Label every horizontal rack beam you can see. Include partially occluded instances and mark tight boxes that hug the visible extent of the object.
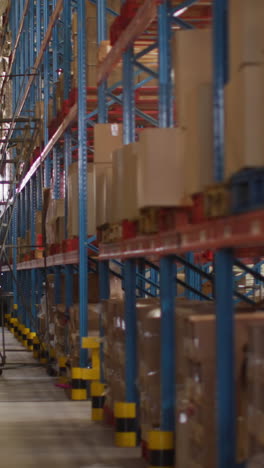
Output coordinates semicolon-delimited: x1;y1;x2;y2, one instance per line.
98;210;264;260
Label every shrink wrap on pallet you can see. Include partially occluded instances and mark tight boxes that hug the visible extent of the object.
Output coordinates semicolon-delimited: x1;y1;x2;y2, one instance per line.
184;83;213;195
172;29;212;127
225;65;264;178
137;128;186;209
229;0;264;78
94;163;113;227
94;123;123;164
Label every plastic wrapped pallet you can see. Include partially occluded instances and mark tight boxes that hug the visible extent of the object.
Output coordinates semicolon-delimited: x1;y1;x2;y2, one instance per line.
181;312;264;468
225;65;264;178
94;163;113;227
247;325;264;458
248;455;264;468
229;0;264;79
172;29;212;128
67;162;96;237
94;123;123;163
137;298;161;432
137;128;186;209
184;84;213;195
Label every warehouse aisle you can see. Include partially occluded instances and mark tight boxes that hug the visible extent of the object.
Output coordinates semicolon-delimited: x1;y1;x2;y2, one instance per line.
0;330;144;468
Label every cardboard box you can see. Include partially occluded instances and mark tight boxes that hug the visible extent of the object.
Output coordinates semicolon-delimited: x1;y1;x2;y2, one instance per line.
94;162;113;227
172;29;212;127
229;0;264;78
185;84;213;195
137;128;186;208
225;65;264;178
94;123;123;163
67;162;96;237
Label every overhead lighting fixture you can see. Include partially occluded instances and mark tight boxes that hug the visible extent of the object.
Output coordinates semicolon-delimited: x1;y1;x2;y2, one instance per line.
173;7;188;17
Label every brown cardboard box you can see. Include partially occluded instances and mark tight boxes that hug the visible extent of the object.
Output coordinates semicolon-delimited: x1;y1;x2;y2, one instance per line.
94;123;123;163
172;29;212;127
137;128;186;209
67;162;96;237
225;65;264;178
94;163;113;227
229;0;264;78
185;84;213;196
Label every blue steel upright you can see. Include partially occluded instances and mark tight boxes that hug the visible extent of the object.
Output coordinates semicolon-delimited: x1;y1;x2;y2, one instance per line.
97;0;107;123
123;259;137;403
214;249;235;468
123;47;135;144
213;0;228;183
77;0;88;368
158;1;173;128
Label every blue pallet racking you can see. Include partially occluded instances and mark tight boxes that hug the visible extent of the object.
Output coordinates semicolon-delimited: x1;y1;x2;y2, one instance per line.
0;1;263;467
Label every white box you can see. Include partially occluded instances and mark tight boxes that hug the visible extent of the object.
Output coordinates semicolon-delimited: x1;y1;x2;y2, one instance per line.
229;0;264;77
137;128;186;209
94;123;123;163
225;65;264;178
172;29;212;127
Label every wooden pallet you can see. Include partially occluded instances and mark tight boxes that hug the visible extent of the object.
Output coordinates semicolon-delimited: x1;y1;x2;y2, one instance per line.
204;183;230;218
139;206;191;234
230;167;264;214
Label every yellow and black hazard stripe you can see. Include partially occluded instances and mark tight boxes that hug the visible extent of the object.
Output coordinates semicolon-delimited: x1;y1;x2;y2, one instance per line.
9;318;18;334
27;332;36;351
91;382;106;421
4;313;11;327
71;368;87;400
22;328;30;347
148;431;174;468
14;320;20;338
114;402;137;447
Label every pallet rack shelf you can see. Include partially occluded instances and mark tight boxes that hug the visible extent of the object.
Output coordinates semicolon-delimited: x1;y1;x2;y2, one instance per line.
0;1;261;467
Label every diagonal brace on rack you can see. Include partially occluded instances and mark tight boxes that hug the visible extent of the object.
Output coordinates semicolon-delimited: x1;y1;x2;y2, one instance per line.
107;91;158;127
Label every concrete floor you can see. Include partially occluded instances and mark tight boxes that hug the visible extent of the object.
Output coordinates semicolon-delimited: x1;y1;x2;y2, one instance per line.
0;330;145;468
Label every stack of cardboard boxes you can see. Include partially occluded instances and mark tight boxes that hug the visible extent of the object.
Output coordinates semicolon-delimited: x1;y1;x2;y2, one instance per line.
103;298;126;411
38;272;100;362
225;0;264;178
71;1;122;89
177;311;264;468
94;123;123;228
172;28;213;197
248;325;264;458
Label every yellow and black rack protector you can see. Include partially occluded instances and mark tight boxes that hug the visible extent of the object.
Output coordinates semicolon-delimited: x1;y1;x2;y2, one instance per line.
71;368;87;401
27;332;36;351
91;381;106;421
33;336;40;358
22;328;30;347
148;430;174;468
4;313;11;327
14;320;20;338
114;402;137;448
9;318;18;334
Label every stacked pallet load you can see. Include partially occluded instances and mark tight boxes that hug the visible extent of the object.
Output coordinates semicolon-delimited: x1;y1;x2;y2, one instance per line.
226;0;264;214
247;325;264;459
